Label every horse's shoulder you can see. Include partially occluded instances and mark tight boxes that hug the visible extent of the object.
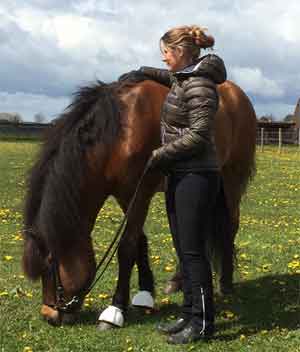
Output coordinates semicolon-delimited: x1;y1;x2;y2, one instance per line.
136;80;169;96
124;81;169;108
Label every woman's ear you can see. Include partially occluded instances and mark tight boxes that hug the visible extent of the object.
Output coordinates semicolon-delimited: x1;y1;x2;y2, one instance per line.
176;46;184;58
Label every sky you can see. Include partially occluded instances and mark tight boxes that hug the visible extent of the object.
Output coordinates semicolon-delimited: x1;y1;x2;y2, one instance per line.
0;0;299;122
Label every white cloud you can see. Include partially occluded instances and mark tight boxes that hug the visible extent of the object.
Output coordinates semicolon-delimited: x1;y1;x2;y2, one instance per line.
230;66;284;98
0;91;70;121
0;0;300;120
254;102;296;120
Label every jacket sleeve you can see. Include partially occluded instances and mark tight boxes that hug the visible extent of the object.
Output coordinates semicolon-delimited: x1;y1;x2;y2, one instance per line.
153;78;218;166
139;66;173;87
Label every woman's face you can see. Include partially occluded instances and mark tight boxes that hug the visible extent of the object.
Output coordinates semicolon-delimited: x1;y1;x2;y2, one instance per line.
160;42;188;72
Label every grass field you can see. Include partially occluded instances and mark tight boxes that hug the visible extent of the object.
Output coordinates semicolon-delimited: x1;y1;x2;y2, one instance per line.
0;141;299;352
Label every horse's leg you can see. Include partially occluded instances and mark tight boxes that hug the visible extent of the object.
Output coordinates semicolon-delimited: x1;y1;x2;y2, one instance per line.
136;230;155;294
129;229;156;309
97;189;155;329
218;167;241;295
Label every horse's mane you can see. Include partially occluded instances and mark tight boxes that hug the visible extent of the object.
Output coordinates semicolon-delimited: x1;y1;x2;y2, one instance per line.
23;80;126;260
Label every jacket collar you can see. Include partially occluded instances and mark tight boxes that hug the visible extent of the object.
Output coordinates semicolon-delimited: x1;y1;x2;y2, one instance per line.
173;54;227;84
174;59;201;76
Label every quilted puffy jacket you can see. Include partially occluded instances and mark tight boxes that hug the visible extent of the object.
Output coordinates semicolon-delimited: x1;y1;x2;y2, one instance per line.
140;54;227;173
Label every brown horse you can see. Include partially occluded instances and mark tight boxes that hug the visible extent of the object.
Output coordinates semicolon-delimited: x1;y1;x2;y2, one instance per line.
22;77;256;327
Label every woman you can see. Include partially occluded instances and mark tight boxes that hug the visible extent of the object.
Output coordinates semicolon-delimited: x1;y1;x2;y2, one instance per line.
124;25;226;344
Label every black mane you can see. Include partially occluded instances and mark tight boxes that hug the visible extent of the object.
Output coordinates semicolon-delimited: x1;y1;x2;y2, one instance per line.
23;80;123;257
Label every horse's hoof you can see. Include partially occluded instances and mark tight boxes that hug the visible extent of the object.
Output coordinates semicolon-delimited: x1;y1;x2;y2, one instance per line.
61;313;77;325
131;291;154;309
97;321;117;331
98;305;124;328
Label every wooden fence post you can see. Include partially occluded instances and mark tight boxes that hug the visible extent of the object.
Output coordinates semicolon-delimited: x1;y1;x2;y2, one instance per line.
278;128;282;153
260;128;264;152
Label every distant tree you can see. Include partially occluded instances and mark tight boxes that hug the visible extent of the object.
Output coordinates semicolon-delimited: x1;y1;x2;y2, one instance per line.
259;114;275;122
0;112;23;123
10;113;23;123
283;114;294;122
34;112;46;123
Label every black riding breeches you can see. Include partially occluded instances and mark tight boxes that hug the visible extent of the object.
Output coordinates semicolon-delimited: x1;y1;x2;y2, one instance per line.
165;171;220;327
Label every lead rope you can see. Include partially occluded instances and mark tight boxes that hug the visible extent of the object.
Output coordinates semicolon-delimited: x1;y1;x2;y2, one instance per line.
58;160;152;312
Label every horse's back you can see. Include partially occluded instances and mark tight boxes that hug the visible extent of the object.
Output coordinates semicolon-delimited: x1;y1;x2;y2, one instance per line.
116;79;256;197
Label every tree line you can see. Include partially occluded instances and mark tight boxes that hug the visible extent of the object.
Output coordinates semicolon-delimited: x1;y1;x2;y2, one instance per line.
0;112;47;123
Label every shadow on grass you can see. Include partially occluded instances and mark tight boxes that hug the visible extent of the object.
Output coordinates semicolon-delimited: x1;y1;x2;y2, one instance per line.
215;273;300;340
72;272;299;338
129;273;300;337
75;303;182;327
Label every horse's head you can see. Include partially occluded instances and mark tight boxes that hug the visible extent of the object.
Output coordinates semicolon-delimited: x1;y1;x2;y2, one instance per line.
23;233;96;326
44;238;97;325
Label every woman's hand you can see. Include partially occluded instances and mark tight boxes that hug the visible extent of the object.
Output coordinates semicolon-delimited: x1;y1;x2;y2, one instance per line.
118;70;151;83
147;149;161;171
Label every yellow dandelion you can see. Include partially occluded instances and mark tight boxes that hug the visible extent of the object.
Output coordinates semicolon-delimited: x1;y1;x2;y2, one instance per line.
288;260;300;270
161;297;170;304
262;264;272;272
222;310;235;320
23;347;33;352
98;293;109;299
4;255;13;261
164;265;174;272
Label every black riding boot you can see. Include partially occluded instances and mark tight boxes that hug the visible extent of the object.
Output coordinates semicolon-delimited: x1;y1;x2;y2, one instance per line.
167;251;215;344
158;261;192;335
167;285;214;344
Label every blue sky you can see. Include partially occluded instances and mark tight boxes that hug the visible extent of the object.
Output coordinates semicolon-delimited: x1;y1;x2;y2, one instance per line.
0;0;299;121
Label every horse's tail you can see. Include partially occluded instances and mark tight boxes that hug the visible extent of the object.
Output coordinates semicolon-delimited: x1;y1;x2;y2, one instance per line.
22;235;45;280
208;181;235;293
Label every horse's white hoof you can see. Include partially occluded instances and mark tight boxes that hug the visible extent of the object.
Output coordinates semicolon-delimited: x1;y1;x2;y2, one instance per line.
131;290;154;309
98;305;124;327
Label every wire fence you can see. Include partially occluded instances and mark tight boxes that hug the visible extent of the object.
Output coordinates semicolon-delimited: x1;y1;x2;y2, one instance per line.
256;128;300;153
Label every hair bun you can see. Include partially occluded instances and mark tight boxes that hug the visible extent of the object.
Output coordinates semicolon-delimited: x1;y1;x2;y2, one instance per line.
201;34;215;48
188;25;214;49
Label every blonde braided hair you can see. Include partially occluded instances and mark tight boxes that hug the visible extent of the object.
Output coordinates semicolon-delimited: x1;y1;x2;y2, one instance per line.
160;25;214;60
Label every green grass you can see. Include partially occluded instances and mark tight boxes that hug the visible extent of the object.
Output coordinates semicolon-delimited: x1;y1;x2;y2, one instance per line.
0;141;299;352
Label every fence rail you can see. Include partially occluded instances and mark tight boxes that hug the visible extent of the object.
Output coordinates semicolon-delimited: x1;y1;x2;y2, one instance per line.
1;122;300;152
256;127;300;152
0;121;51;140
